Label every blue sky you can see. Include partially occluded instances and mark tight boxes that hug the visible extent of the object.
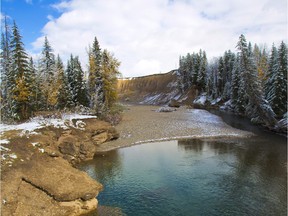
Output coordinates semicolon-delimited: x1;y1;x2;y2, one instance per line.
2;0;60;50
1;0;287;77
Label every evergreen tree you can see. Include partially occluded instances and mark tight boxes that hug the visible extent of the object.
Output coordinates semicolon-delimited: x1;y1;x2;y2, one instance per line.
55;55;72;109
230;54;241;109
39;36;56;109
88;37;102;110
0;16;11;103
197;50;207;91
28;57;41;112
265;42;287;117
237;34;276;125
67;55;89;107
9;21;31;120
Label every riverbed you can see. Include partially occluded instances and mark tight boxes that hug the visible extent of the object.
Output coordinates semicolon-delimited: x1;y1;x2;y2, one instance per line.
97;105;252;152
78;105;287;216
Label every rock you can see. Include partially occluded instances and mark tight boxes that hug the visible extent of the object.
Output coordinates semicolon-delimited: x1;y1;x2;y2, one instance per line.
156;107;176;112
92;132;109;145
58;135;79;157
21;155;103;202
168;99;180;108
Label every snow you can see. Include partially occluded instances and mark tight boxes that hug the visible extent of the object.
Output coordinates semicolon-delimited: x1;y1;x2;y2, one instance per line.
0;139;9;145
193;94;207;105
0;113;96;134
0;113;97;150
31;142;39;147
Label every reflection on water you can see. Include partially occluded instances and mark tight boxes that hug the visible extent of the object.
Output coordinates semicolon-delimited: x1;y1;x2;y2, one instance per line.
78;137;287;216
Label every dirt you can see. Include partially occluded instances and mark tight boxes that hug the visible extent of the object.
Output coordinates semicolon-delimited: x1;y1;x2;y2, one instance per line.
1;118;118;216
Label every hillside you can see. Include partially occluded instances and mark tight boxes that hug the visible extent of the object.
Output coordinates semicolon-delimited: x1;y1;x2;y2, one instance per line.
117;70;198;105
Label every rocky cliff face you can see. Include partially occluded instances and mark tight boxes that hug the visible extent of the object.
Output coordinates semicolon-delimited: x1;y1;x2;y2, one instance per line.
117;70;197;105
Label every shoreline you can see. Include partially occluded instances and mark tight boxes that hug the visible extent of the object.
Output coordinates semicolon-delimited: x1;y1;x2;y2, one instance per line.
96;105;253;152
1;105;252;216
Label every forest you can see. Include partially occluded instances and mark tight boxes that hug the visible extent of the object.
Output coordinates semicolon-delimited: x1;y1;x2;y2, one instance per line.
0;19;120;122
177;34;287;128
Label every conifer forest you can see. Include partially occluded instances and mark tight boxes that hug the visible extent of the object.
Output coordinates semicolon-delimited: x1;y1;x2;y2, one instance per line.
1;19;287;130
1;19;120;122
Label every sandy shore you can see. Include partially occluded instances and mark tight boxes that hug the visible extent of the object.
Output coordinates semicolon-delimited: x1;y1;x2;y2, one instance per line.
97;105;252;152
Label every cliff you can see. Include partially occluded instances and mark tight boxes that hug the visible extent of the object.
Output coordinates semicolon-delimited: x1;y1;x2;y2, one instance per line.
118;70;191;105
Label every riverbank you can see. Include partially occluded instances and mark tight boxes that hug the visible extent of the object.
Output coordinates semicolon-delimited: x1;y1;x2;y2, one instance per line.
97;105;253;152
1;116;119;216
0;105;252;215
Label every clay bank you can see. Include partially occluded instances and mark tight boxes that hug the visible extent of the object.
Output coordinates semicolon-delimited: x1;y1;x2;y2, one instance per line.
0;106;252;215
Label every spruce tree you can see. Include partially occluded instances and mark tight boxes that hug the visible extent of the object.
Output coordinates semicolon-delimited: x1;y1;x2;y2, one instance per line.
265;42;287;117
197;50;207;91
56;55;72;109
9;21;31;120
88;37;102;109
237;34;276;125
39;36;56;109
67;55;89;107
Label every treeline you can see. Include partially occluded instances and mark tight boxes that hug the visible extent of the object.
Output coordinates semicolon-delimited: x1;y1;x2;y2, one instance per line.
0;19;120;122
178;34;287;127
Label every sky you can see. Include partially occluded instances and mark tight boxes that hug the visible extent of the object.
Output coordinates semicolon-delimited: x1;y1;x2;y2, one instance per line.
1;0;287;77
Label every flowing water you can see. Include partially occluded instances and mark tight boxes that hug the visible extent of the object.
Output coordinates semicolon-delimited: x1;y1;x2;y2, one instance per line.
78;112;287;216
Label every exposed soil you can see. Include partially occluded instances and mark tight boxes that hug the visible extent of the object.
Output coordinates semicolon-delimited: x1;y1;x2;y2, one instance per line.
1;118;119;216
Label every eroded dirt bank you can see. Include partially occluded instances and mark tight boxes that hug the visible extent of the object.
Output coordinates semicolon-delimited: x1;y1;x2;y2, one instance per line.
97;105;253;152
1;118;119;216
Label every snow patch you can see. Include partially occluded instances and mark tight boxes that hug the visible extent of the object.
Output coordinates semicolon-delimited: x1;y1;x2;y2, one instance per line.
0;139;9;145
193;94;207;105
0;113;96;134
31;142;40;147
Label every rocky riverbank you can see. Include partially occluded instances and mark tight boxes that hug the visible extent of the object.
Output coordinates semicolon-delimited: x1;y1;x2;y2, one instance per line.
1;105;253;215
1;117;119;216
97;105;253;152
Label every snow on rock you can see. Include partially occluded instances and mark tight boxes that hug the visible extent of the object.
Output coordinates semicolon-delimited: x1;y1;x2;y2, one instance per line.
0;113;97;146
0;140;10;145
193;94;207;105
156;107;176;112
220;99;232;111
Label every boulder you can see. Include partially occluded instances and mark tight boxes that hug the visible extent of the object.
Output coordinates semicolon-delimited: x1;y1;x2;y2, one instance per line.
21;155;103;202
168;99;180;108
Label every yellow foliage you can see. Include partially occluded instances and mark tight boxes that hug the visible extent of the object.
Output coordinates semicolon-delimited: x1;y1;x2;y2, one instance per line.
13;77;30;102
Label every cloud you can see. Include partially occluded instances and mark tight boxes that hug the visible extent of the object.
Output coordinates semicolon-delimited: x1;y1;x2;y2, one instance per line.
31;0;287;77
25;0;33;4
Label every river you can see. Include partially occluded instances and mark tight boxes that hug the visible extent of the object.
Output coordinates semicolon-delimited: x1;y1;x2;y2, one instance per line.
78;109;287;216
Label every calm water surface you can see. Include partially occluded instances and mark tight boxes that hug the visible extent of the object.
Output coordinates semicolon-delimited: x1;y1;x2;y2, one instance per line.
78;112;287;216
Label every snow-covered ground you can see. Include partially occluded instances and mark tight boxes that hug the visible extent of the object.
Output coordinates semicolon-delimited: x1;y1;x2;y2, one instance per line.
0;113;97;146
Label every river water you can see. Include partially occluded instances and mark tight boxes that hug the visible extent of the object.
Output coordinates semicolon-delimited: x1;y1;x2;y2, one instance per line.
78;111;287;216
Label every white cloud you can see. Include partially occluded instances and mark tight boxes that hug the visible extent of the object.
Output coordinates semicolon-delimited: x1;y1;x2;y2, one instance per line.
25;0;33;4
31;0;287;77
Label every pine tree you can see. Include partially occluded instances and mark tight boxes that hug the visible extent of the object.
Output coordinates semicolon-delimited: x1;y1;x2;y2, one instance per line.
55;55;72;109
88;37;103;111
265;42;287;117
237;34;276;125
197;50;207;91
0;16;12;121
39;36;56;109
28;57;41;112
230;54;241;109
9;21;31;120
67;55;89;107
